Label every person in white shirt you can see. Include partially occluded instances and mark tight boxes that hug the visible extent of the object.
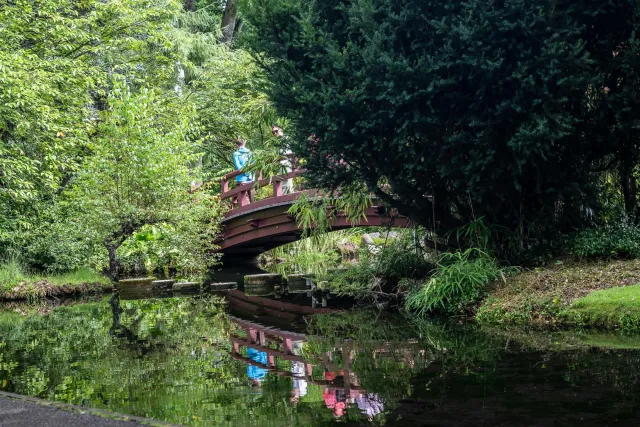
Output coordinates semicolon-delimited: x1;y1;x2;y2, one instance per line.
290;340;307;405
272;125;295;194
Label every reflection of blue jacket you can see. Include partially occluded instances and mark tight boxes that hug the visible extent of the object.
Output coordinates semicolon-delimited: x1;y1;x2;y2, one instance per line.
247;347;268;380
233;147;253;183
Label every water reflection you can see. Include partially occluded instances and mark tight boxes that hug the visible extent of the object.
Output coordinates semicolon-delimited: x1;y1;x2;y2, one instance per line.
229;315;387;420
2;295;640;425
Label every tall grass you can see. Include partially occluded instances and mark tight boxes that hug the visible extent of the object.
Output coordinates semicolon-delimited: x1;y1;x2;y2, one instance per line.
330;236;433;299
405;248;507;316
0;259;28;290
46;268;112;286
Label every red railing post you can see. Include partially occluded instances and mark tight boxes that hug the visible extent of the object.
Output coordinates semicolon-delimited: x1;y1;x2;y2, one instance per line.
238;190;247;207
273;180;283;197
284;338;293;355
248;328;258;344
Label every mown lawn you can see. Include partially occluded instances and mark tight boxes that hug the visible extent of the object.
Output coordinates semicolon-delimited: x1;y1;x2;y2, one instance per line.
561;284;640;330
476;259;640;326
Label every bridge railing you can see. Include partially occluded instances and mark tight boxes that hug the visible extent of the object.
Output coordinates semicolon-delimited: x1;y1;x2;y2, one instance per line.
220;168;304;208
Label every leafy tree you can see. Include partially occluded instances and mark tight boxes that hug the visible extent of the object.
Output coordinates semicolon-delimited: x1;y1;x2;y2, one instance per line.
1;0;277;275
65;81;222;279
241;0;605;256
173;1;284;181
0;0;181;258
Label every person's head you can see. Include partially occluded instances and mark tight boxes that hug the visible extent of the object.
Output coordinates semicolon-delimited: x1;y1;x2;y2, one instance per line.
236;138;246;148
290;389;300;405
251;378;262;388
271;125;284;138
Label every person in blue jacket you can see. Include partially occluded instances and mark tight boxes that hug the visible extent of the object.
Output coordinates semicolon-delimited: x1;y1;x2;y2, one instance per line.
233;138;254;203
247;347;268;387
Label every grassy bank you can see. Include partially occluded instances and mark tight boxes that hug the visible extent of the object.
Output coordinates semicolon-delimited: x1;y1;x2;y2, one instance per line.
0;262;113;301
476;259;640;330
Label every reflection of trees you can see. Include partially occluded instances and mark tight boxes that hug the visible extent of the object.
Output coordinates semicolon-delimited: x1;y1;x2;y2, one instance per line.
0;297;353;426
305;311;640;425
107;294;164;355
0;297;245;422
3;303;640;426
108;293;138;342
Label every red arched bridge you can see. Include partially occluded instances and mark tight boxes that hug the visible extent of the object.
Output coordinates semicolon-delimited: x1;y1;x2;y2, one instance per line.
215;168;412;255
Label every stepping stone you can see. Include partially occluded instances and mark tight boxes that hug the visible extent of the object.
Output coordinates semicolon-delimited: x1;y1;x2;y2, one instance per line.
286;274;312;293
209;282;238;291
152;279;174;290
244;273;283;296
173;282;200;291
117;277;155;289
317;280;330;290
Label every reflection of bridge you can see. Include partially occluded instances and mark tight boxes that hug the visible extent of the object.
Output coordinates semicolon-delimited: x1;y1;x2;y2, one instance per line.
228;315;432;420
216;168;412;255
229;316;363;396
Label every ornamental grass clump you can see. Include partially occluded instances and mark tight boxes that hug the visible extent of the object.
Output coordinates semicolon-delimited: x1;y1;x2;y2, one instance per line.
405;248;506;316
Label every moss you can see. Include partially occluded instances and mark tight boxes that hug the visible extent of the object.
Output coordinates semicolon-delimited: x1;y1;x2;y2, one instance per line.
476;259;640;327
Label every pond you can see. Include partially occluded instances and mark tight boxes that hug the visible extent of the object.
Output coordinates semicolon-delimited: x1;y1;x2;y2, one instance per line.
2;293;640;426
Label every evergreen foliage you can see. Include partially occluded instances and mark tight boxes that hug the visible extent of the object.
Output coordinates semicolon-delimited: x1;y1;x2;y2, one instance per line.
241;0;640;259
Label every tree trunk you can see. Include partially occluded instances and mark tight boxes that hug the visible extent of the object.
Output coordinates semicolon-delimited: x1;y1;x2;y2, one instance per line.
220;0;238;44
620;144;638;220
104;219;156;281
105;240;121;281
233;17;244;39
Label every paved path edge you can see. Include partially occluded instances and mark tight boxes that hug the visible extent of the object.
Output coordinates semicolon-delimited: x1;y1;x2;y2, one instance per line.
0;391;182;426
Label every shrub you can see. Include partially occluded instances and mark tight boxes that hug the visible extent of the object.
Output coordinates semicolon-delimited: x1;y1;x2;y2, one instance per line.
569;223;640;259
330;239;433;299
405;249;506;316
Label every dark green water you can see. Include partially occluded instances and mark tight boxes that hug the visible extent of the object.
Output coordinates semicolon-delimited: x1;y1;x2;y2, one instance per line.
2;294;640;426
